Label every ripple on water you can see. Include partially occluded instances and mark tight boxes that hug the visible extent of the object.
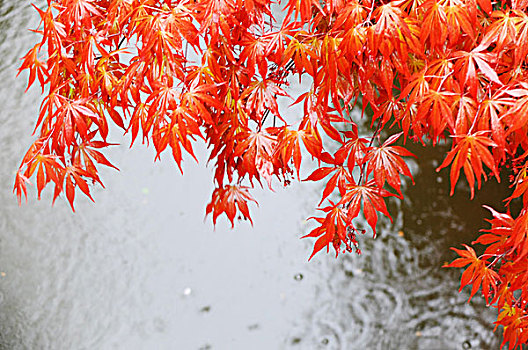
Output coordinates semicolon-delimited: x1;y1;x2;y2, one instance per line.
284;143;503;349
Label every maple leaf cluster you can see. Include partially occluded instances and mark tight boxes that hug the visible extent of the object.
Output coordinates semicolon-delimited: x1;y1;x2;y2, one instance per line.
14;0;528;347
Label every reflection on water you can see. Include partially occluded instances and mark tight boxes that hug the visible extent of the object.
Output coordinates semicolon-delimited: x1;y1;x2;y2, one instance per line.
0;2;508;349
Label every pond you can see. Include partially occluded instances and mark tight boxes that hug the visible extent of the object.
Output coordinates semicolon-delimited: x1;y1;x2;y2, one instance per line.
0;2;505;349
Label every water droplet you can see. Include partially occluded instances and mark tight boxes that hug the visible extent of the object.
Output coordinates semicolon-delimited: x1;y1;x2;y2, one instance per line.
183;287;192;296
247;323;259;331
462;340;472;349
294;273;303;281
141;187;149;195
0;272;6;277
200;305;211;313
436;176;443;183
398;230;404;237
415;331;422;337
321;338;329;345
291;337;302;345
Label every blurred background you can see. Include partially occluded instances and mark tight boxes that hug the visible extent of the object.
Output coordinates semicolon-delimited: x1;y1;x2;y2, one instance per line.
0;2;506;349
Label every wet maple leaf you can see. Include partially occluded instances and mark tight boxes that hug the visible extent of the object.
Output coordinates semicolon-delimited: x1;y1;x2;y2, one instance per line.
206;185;258;227
437;131;499;199
444;244;498;303
303;201;348;260
364;132;415;197
340;179;394;237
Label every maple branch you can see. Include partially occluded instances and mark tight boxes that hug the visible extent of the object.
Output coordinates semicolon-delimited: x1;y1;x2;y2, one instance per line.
362;0;376;27
482;248;514;269
357;116;383;187
260;59;296;130
92;34;127;61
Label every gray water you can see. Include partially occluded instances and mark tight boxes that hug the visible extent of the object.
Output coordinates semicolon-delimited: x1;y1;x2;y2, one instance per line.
0;2;503;349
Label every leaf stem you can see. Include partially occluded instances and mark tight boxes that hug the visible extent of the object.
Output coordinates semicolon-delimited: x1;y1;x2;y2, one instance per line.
357;116;383;186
